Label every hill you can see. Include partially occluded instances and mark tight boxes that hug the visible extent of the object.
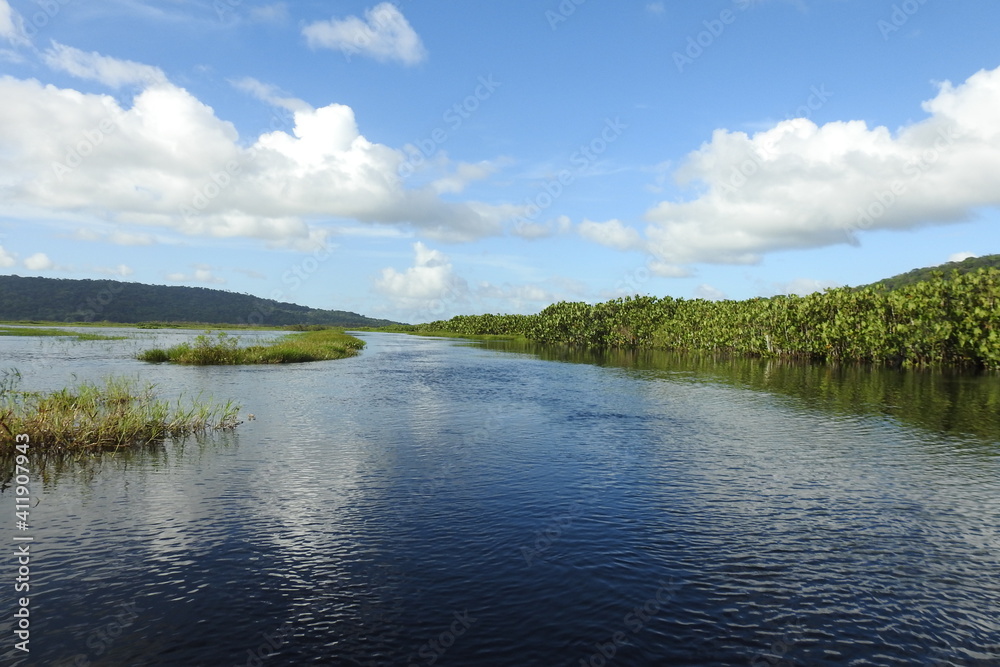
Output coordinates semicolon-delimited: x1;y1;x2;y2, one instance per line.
0;275;399;327
865;254;1000;290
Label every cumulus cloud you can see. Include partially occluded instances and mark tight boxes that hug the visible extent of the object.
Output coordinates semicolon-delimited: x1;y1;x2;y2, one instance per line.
375;242;467;302
0;51;511;247
645;66;1000;273
947;251;977;263
43;42;167;88
578;218;644;251
0;244;16;267
303;3;427;66
23;252;54;270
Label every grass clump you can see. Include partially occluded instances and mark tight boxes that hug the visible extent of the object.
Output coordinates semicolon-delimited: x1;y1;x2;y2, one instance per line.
0;371;241;452
137;329;365;365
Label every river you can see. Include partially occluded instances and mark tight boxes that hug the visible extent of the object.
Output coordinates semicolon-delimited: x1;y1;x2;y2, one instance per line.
1;329;998;666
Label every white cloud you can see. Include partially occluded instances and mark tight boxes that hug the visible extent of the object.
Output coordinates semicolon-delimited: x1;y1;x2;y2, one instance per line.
578;218;644;251
375;242;467;302
231;76;311;113
94;264;134;277
694;284;726;300
0;55;511;247
23;252;54;270
646;3;665;15
645;66;1000;273
0;1;25;44
0;244;16;267
303;3;427;66
947;251;977;263
770;277;841;296
167;267;225;284
43;42;167;88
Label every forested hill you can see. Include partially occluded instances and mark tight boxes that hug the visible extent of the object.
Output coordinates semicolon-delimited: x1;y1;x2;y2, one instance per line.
867;254;1000;290
0;275;399;327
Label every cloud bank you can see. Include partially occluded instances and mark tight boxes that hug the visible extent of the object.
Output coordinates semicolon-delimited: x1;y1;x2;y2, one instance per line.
644;66;1000;273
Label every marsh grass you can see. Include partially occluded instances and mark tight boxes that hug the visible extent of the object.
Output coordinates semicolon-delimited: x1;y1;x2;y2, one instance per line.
137;329;365;365
0;372;241;452
0;326;127;340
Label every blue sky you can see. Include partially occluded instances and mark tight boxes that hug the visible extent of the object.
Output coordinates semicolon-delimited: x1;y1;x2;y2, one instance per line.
1;0;999;323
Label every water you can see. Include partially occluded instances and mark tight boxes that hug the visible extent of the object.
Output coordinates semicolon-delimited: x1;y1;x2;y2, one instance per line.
1;330;999;666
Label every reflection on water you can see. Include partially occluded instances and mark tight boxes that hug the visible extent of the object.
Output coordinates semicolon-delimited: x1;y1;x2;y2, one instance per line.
483;340;1000;444
0;331;998;666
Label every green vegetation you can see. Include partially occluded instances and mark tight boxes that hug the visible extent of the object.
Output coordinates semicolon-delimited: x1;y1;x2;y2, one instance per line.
415;268;1000;369
0;325;127;340
137;329;366;365
0;372;241;452
0;275;400;327
866;253;1000;291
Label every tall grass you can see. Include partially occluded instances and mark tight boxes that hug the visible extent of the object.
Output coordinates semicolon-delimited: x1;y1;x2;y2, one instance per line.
0;372;241;452
137;329;365;365
0;326;126;340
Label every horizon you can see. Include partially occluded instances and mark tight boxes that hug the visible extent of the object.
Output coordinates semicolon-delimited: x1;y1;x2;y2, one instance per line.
1;1;999;323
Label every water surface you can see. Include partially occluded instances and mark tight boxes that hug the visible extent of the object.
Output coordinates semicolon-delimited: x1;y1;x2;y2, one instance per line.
1;331;998;666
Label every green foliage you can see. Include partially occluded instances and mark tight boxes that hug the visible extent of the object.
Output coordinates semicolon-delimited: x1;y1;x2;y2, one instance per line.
137;329;366;365
865;253;1000;291
1;374;241;451
418;268;1000;369
0;326;125;340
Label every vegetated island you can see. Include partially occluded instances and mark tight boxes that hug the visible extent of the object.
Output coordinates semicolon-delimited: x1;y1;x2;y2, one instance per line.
389;257;1000;370
137;328;365;365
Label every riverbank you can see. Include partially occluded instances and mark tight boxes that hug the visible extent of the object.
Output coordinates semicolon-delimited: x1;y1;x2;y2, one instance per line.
404;268;1000;369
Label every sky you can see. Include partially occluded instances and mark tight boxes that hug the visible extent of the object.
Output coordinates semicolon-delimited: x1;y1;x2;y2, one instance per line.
1;0;999;324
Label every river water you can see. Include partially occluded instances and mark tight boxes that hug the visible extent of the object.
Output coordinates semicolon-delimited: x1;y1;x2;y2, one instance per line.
1;330;999;666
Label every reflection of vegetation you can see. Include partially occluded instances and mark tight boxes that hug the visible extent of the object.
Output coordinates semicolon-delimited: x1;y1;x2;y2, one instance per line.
0;326;126;340
137;329;365;365
0;429;240;490
416;268;1000;369
482;339;1000;444
0;373;241;451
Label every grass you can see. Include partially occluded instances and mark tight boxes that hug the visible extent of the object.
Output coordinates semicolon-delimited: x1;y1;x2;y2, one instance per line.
0;326;127;340
137;329;366;365
0;372;241;452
